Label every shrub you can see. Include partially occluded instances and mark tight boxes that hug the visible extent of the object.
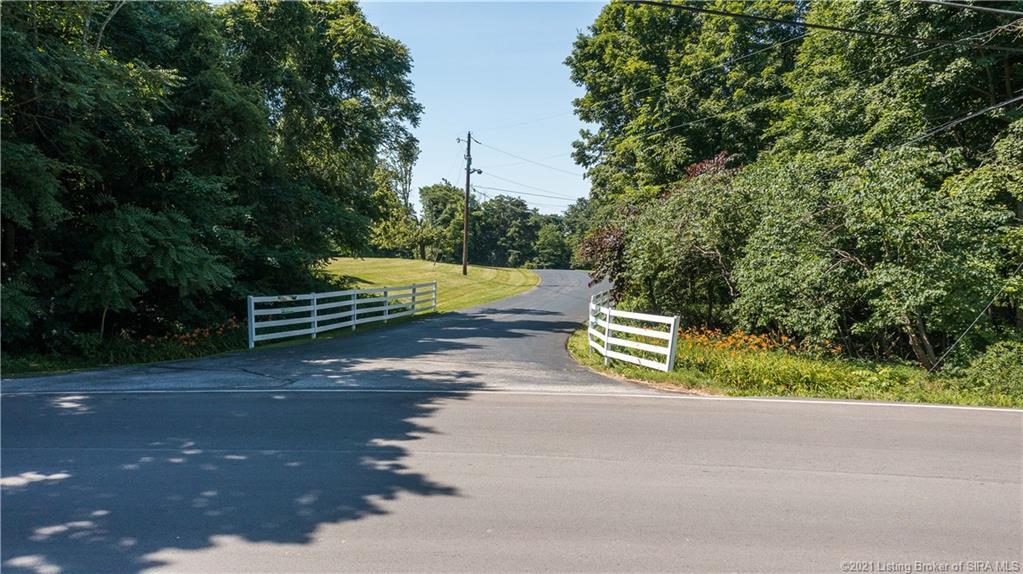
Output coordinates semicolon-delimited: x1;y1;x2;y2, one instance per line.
955;341;1023;401
3;318;245;376
669;328;1019;406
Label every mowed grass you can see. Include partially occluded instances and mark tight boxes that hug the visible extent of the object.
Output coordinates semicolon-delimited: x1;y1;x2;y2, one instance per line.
5;258;537;376
325;257;539;313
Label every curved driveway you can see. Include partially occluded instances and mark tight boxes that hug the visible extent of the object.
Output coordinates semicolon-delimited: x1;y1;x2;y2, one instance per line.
2;270;635;394
2;270;1021;572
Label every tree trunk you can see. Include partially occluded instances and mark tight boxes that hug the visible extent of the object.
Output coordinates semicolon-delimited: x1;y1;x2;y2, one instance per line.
706;283;713;326
904;312;937;369
99;307;109;340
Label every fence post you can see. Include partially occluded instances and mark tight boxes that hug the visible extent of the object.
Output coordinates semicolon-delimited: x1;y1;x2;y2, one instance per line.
588;294;595;356
666;314;681;372
411;284;417;313
247;295;256;349
602;307;612;365
433;281;438;311
351;292;357;331
311;292;318;339
384;287;390;323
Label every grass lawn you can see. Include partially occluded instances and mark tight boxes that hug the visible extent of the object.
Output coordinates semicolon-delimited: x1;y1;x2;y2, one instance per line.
567;328;1021;408
4;258;537;377
325;257;538;313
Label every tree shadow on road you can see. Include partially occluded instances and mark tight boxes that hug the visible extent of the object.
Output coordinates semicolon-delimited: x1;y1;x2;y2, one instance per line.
1;376;478;573
227;310;588;389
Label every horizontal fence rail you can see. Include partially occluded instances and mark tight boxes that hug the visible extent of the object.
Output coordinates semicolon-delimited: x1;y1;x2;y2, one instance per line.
246;281;437;348
587;290;680;372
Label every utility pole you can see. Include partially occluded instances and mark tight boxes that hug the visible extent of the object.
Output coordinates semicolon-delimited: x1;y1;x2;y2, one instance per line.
458;131;481;276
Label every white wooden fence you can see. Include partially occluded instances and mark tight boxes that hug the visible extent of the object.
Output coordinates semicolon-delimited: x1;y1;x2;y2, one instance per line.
587;290;680;372
246;281;437;348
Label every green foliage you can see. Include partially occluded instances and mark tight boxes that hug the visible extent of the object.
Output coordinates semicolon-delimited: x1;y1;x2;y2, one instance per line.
955;340;1023;401
566;0;801;199
671;337;1017;407
3;320;247;377
567;328;1021;408
1;1;420;355
530;223;572;269
623;164;756;318
730;154;852;345
476;196;540;267
562;197;597;268
414;181;566;268
568;1;1023;373
419;180;470;262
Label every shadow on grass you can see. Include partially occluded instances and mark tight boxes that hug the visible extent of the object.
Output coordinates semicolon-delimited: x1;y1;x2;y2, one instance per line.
338;274;376;286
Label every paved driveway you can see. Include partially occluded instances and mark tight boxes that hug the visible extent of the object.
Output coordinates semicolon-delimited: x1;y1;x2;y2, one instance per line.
2;270;639;395
3;270;1021;573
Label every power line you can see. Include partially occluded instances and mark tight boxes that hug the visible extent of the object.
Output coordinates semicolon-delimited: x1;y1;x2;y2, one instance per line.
477;33;807;134
896;93;1023;147
634;23;1015;154
478;172;580;197
463;22;1013;201
929;260;1023;372
456;131;482;275
474;185;577;202
479;151;575;171
473;139;585;177
477;22;1011;174
621;0;1023;54
473;187;572;211
914;0;1023;17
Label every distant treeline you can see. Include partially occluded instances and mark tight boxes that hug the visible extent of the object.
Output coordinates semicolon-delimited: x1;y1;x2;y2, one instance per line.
566;1;1023;370
369;178;587;271
2;1;421;353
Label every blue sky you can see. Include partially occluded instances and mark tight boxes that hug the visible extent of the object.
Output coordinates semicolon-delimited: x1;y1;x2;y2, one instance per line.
361;2;604;214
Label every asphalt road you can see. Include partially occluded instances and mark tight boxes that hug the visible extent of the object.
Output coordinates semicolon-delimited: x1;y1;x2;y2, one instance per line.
3;270;1021;573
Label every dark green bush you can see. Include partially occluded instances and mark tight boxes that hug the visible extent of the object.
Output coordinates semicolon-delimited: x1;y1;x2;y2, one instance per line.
955;341;1023;401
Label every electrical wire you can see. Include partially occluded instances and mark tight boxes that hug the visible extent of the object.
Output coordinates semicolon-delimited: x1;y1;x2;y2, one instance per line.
621;0;1023;53
913;0;1023;17
929;260;1023;372
473;140;585;177
633;23;1016;154
460;19;1015;214
474;185;578;202
895;93;1023;148
473;187;571;210
477;22;1012;172
791;90;1023;227
478;172;580;198
477;33;807;134
480;151;576;171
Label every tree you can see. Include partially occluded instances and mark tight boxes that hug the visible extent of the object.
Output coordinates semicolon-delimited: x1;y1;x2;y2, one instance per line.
418;180;463;262
219;0;422;283
530;224;572;270
770;0;1023;161
1;0;422;353
566;0;801;201
562;197;597;268
476;196;540;267
565;1;1023;368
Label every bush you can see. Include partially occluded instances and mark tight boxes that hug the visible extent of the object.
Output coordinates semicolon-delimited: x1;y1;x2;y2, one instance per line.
3;318;246;376
655;328;1019;406
955;341;1023;401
